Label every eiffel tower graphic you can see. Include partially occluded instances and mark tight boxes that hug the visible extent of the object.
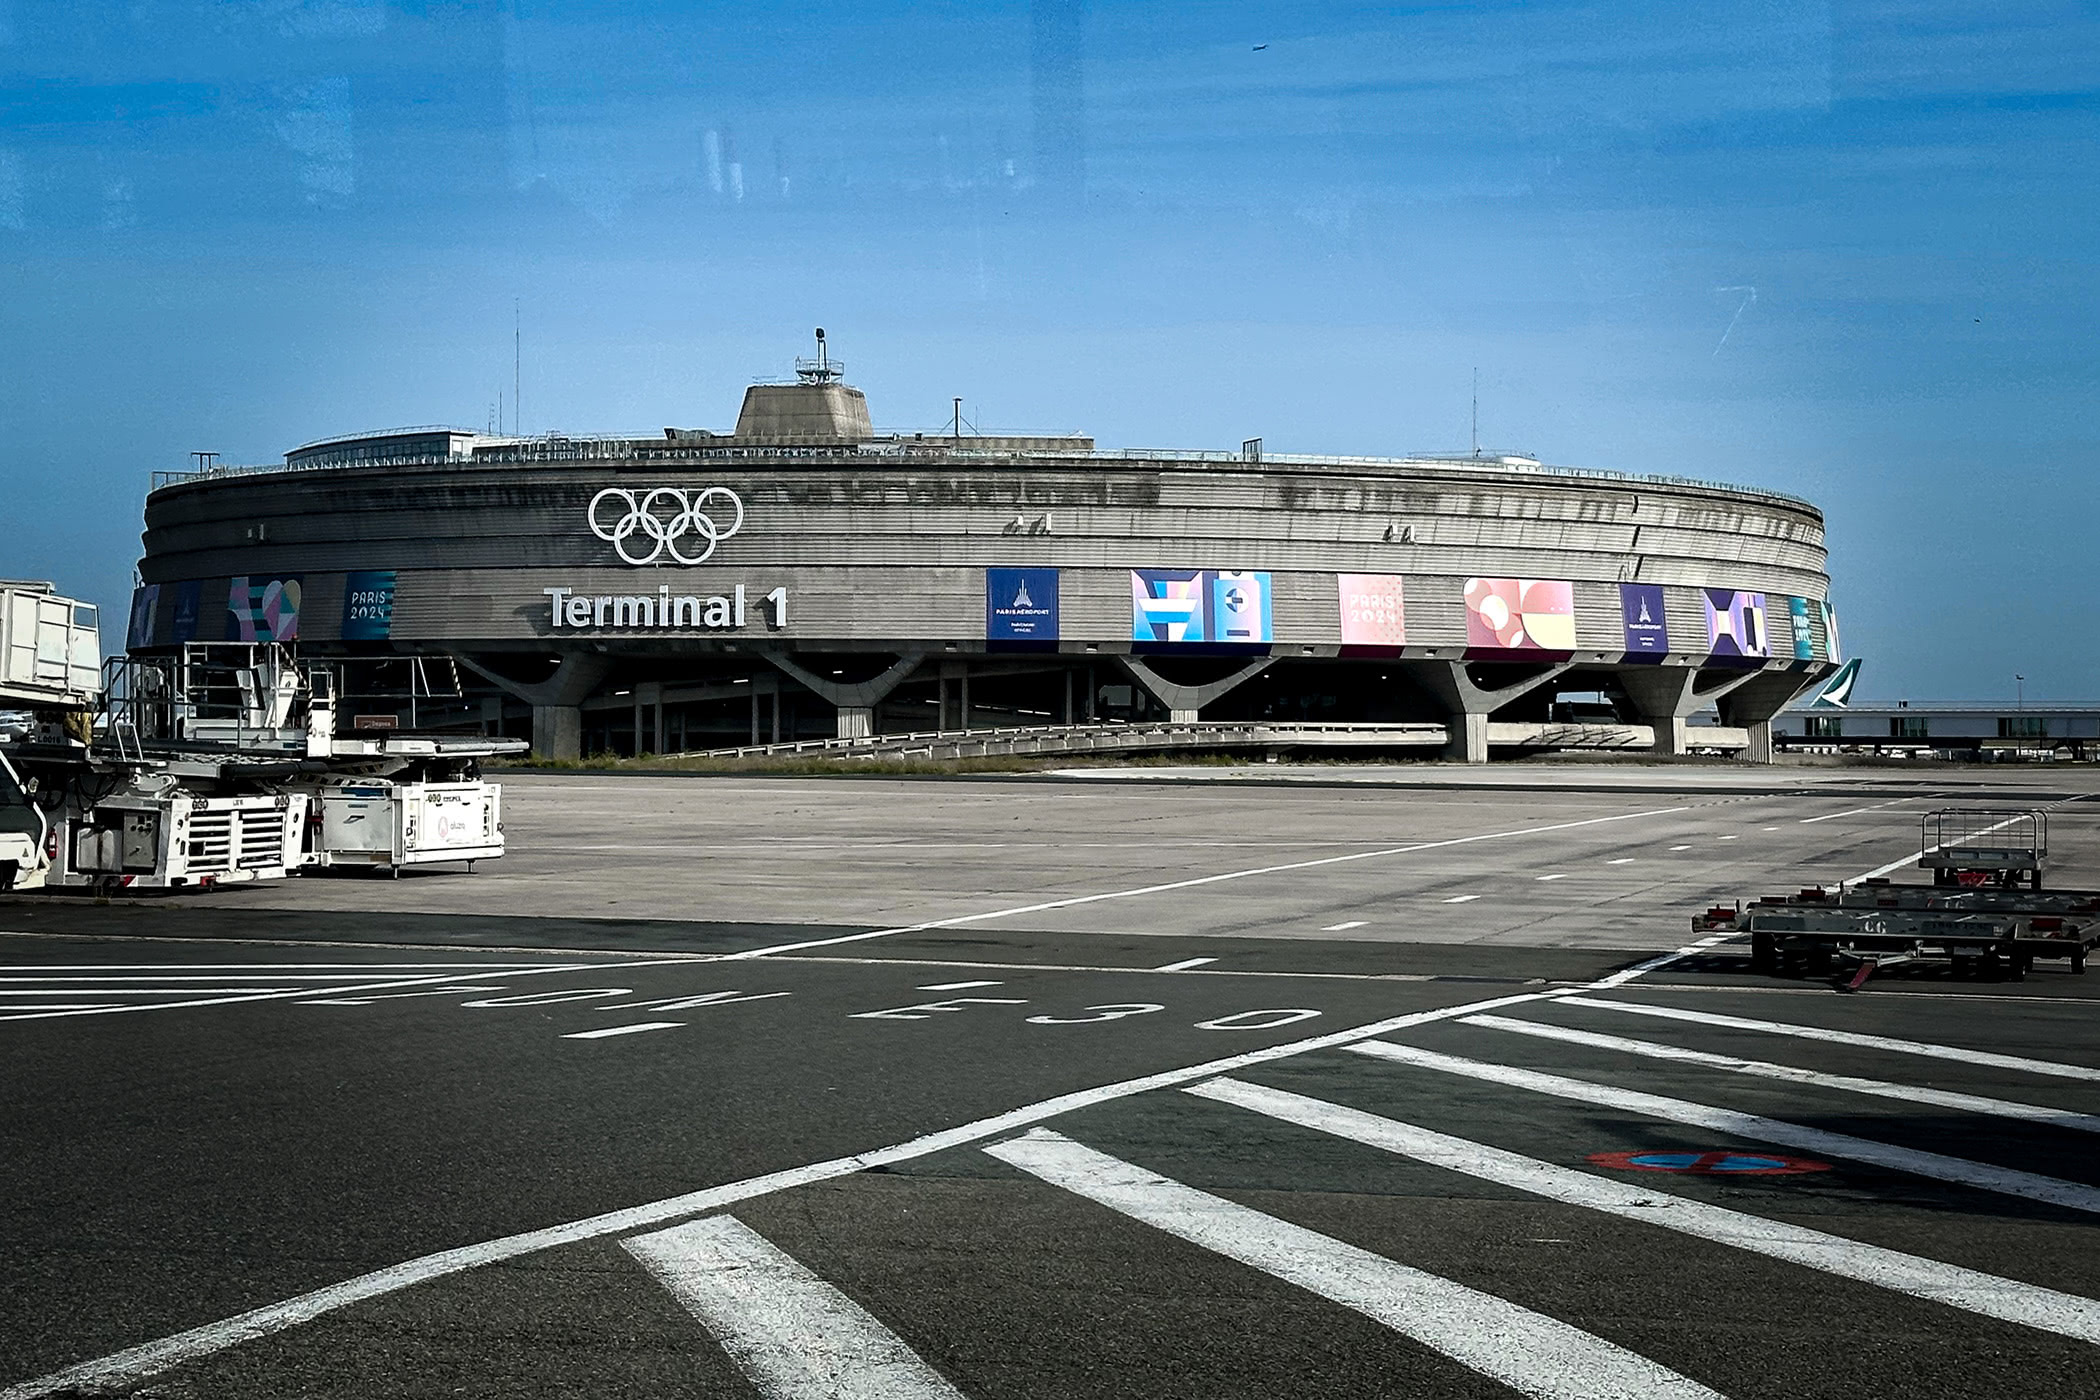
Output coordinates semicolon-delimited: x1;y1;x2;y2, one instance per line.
1013;579;1034;608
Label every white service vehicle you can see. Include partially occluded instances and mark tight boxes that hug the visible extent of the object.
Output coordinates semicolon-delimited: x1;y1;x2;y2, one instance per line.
1;582;522;890
314;778;503;874
0;747;47;890
65;790;309;888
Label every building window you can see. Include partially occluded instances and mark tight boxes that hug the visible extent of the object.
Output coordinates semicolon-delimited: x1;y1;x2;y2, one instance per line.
1805;715;1842;738
1998;716;2046;739
1889;716;1928;739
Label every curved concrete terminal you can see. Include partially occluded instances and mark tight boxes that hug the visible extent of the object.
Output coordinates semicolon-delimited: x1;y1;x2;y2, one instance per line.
132;348;1837;760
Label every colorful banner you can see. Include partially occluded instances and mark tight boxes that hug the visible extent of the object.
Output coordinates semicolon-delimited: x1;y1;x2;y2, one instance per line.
228;575;302;642
986;568;1059;641
1130;570;1272;644
1338;574;1406;647
342;571;398;641
1464;578;1576;652
1820;599;1841;662
1618;582;1668;659
1788;596;1815;659
126;585;160;651
170;580;202;644
1704;588;1768;659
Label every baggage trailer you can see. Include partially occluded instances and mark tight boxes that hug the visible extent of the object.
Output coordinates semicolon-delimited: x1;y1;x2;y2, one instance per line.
1693;883;2097;991
1918;808;2047;889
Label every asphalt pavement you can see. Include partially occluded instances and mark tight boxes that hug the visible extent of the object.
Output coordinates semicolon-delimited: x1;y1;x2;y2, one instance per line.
3;767;2097;1398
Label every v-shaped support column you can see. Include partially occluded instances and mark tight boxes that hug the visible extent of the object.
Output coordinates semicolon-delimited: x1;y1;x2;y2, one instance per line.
1119;655;1276;723
455;653;612;760
1413;660;1577;763
766;652;927;738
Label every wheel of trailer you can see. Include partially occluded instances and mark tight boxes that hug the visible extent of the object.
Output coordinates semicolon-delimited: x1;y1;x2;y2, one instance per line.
2009;953;2032;981
1751;932;1779;976
2074;945;2088;975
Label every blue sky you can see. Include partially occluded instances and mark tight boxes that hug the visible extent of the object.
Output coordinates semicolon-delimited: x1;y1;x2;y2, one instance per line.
2;1;2095;700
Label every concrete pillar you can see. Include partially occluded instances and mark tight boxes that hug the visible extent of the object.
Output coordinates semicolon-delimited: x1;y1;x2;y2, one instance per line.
836;706;874;739
532;704;583;761
1745;721;1774;764
1453;710;1490;764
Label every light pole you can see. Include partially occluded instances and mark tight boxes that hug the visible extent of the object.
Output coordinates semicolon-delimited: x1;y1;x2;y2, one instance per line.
2016;674;2025;710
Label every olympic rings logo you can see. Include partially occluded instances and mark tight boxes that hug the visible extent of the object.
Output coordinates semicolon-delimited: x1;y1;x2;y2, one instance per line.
587;486;745;565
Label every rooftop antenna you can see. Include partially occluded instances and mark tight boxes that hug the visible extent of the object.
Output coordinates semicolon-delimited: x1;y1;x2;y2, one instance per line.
797;326;843;384
953;396;963;438
514;300;522;436
1471;367;1480;457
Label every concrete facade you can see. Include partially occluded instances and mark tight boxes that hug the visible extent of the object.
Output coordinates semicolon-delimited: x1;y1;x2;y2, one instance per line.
132;371;1836;761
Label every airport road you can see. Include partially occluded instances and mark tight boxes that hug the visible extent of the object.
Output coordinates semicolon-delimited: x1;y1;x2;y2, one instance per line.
3;768;2099;1398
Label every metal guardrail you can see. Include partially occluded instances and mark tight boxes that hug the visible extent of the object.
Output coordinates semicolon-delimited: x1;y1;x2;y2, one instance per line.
698;720;1453;763
145;441;1814;508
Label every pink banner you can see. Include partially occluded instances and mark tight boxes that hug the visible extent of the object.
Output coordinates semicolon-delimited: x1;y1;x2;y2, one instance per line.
1338;574;1406;647
1465;577;1575;652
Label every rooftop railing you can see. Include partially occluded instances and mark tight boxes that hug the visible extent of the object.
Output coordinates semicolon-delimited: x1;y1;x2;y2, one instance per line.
147;438;1814;507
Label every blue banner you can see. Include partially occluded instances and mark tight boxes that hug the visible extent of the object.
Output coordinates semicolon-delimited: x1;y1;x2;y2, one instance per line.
127;585;160;651
1619;582;1668;659
986;568;1058;641
170;580;201;644
343;570;399;641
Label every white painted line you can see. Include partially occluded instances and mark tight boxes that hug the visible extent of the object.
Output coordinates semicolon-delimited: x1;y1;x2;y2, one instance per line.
1760;826;1779;832
718;804;1694;960
1568;998;2100;1083
1587;934;1739;991
915;980;1003;991
0;988;307;996
624;1216;964;1399
1321;921;1369;932
1189;1079;2100;1346
0;947;1726;1400
1460;1015;2100;1134
1669;845;1692;852
1534;874;1569;883
984;1130;1722;1400
562;1022;685;1040
1799;797;1914;826
0;963;624;1024
1714;836;1738;842
0;963;537;972
1153;957;1219;971
1606;858;1636;865
1348;1040;2100;1216
1442;894;1480;904
0;1003;121;1013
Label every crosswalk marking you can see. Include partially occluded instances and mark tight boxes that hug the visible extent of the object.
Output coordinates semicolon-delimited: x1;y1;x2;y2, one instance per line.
1459;1014;2100;1134
985;1128;1725;1400
1349;1040;2100;1216
623;1215;964;1399
1188;1077;2100;1345
1567;998;2100;1083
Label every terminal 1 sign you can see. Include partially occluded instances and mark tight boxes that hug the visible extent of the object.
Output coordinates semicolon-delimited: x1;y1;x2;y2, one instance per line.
542;584;787;631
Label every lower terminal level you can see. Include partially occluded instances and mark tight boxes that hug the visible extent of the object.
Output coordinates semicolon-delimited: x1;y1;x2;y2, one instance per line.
332;646;1822;764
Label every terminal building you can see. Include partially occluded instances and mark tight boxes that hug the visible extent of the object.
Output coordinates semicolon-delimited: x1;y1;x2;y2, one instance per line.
129;342;1840;762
